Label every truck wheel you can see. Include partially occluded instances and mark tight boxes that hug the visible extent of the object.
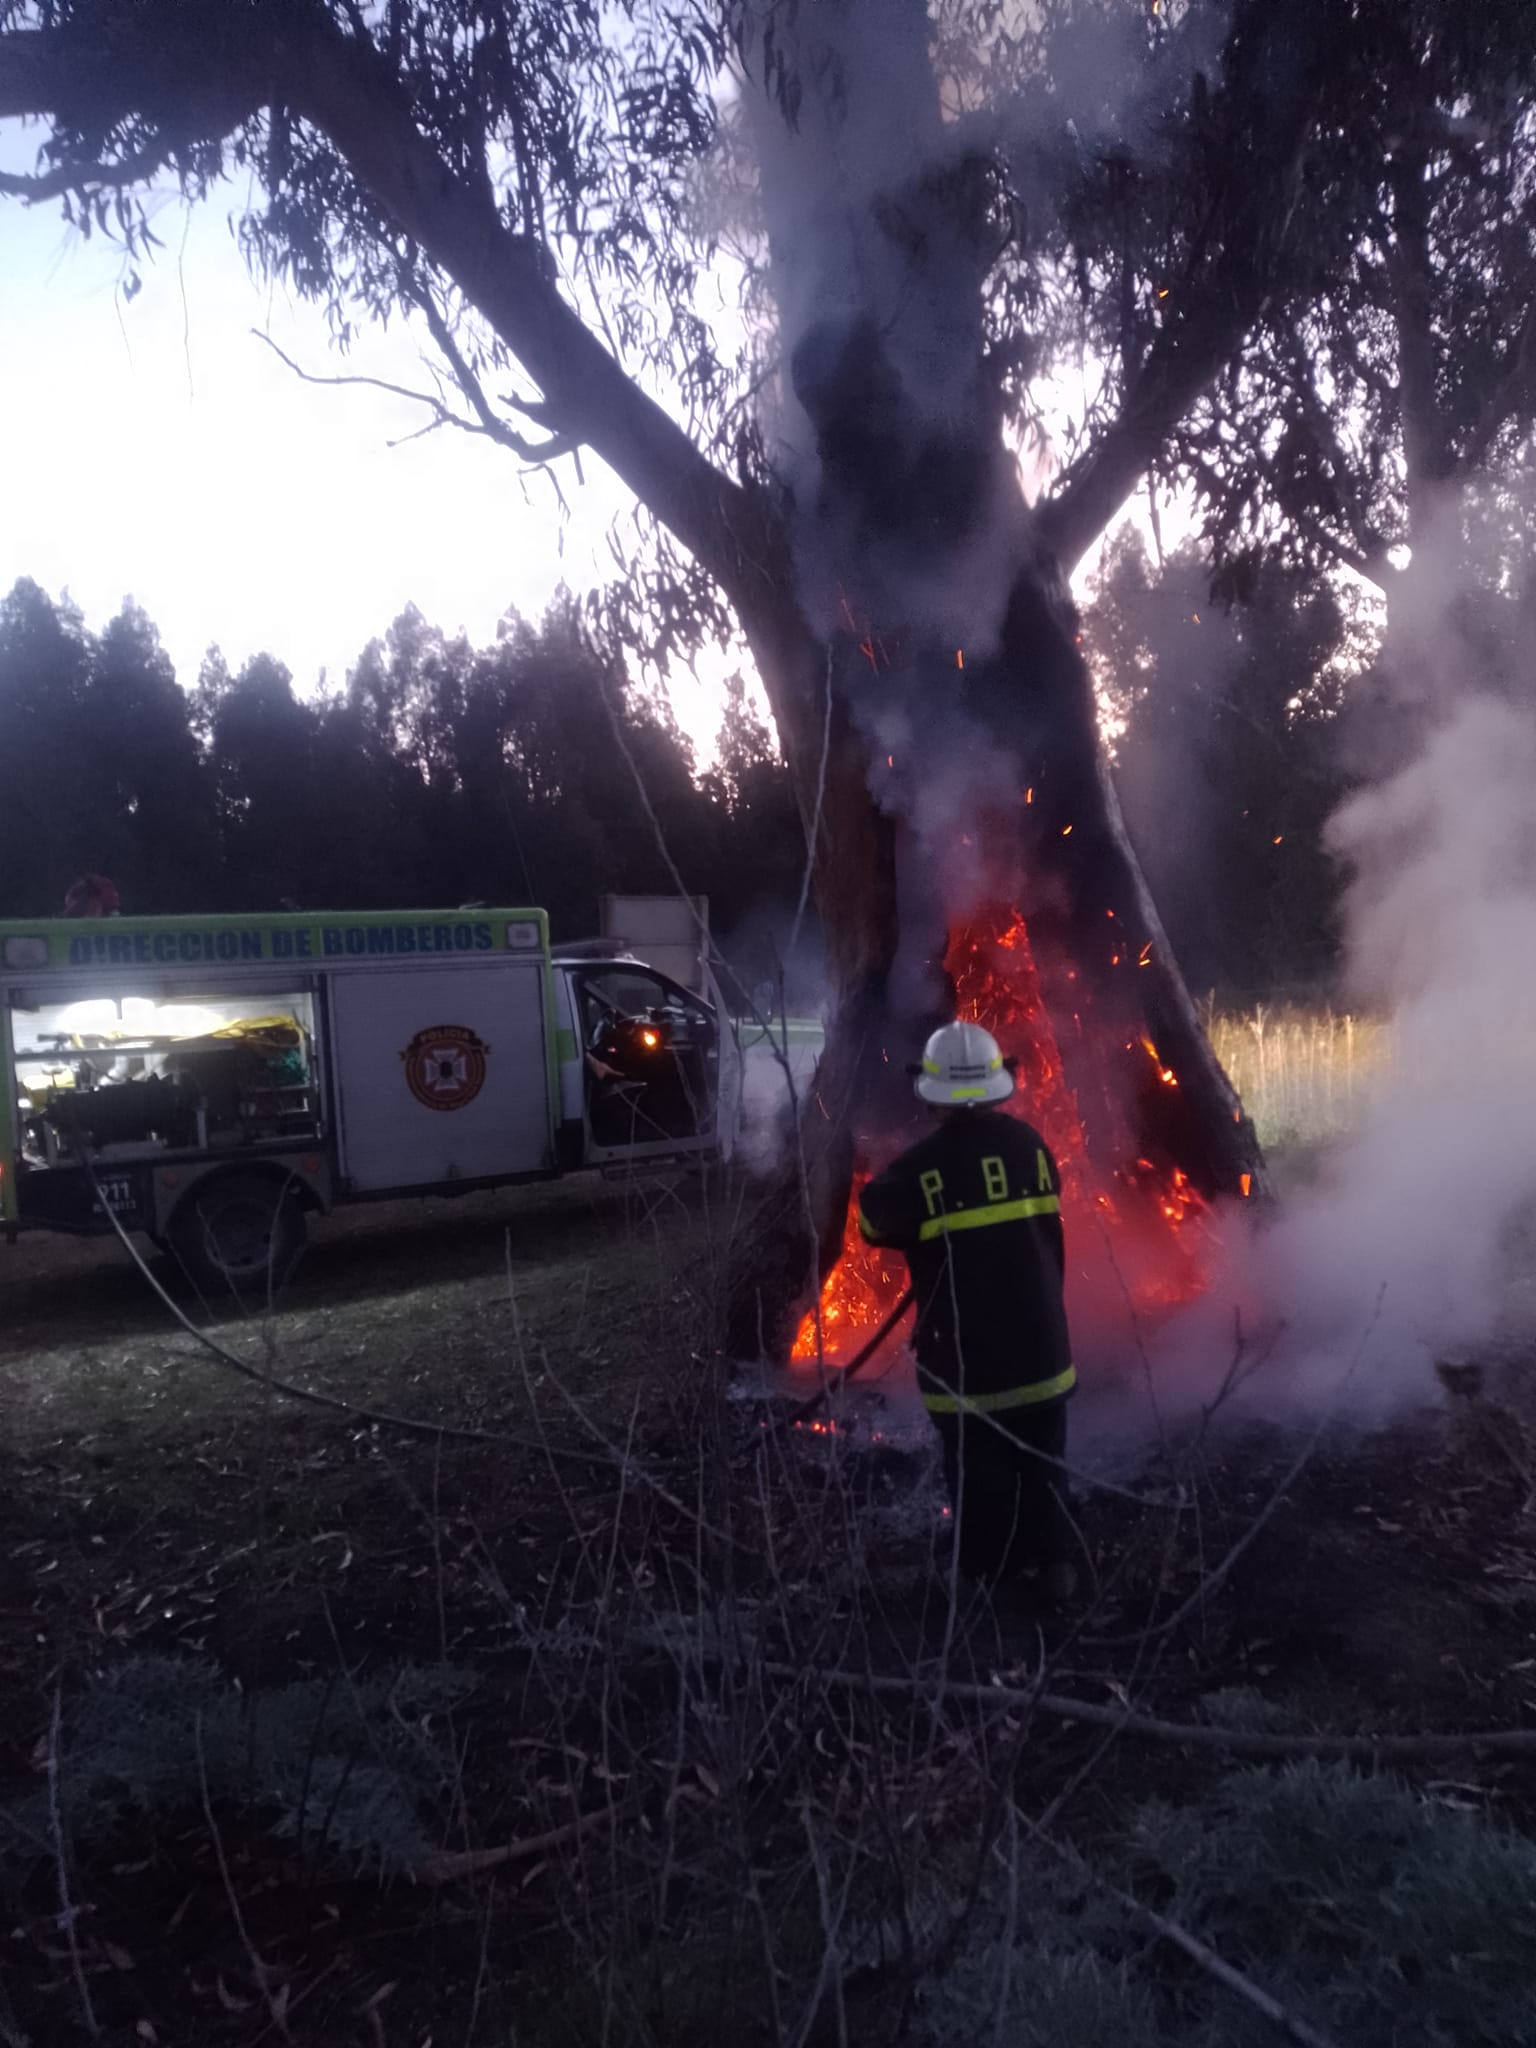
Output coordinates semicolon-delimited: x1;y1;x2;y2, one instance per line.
168;1174;307;1303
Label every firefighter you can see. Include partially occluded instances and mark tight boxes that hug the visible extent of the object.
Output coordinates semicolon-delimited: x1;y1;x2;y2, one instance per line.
857;1021;1077;1602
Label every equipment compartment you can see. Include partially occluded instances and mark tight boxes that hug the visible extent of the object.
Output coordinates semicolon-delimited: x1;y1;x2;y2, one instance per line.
10;990;322;1177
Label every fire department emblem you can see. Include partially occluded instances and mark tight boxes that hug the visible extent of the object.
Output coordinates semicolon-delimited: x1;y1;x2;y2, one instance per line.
401;1024;490;1111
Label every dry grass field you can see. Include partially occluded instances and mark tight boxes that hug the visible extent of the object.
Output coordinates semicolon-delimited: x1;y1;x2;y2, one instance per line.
1207;1002;1395;1149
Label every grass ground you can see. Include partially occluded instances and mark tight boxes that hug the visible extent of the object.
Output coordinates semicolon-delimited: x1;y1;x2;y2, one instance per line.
4;1077;1536;2045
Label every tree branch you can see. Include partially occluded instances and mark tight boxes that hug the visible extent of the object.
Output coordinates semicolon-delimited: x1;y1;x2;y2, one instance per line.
0;139;173;202
1010;1806;1342;2048
1039;305;1258;574
0;27;94;122
1285;504;1396;592
274;20;762;603
1036;0;1336;575
1459;294;1536;478
0;16;764;608
1387;148;1452;534
765;1663;1536;1760
255;323;583;467
412;1795;633;1885
410;286;585;474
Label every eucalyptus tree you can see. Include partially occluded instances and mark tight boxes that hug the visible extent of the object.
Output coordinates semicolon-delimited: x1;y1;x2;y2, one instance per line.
1127;4;1536;615
7;0;1522;1348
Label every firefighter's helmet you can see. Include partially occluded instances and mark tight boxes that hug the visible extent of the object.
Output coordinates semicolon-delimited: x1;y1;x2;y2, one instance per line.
914;1021;1014;1107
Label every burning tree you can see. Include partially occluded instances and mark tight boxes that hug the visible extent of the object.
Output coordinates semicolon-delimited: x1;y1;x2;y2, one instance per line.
4;0;1530;1360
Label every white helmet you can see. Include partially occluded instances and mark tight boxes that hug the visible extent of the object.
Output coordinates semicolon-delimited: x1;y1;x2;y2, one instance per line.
914;1021;1015;1107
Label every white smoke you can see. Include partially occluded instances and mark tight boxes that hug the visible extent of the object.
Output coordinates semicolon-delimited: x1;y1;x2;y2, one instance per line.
1259;691;1536;1384
1140;504;1536;1421
721;8;1536;1426
728;0;1244;887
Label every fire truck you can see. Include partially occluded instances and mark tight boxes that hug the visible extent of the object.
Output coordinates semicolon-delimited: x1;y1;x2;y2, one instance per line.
0;907;737;1296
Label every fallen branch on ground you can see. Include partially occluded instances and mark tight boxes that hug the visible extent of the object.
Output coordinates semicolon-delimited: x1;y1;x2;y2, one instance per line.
1125;1889;1339;2048
412;1799;630;1884
1006;1801;1341;2048
765;1663;1536;1760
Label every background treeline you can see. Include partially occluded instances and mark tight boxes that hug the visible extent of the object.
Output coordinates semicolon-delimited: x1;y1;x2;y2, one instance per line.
0;578;805;969
9;551;1505;1005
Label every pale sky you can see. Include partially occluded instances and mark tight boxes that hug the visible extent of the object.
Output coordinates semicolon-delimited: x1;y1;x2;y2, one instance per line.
0;118;1138;760
0;122;738;738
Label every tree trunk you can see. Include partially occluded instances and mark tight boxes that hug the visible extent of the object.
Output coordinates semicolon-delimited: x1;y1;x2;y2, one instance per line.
712;0;1275;1363
723;534;1265;1365
984;557;1263;1200
722;586;908;1360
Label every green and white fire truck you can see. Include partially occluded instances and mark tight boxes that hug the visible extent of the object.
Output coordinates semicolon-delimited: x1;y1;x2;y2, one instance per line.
0;907;736;1295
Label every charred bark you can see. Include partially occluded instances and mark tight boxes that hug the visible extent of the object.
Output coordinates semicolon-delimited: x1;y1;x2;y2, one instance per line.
721;533;1267;1366
721;589;912;1362
720;291;1265;1362
984;559;1265;1200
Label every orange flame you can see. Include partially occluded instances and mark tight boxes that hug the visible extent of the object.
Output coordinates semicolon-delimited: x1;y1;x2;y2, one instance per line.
792;1171;907;1362
792;903;1214;1363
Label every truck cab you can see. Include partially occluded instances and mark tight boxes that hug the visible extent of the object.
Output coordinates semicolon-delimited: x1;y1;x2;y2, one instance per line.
1;908;738;1300
552;941;732;1168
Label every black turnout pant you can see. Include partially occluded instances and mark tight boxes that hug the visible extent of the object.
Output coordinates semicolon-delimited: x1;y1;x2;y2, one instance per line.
931;1398;1070;1582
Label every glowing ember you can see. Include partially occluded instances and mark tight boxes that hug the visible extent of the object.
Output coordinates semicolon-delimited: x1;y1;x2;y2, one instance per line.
791;1173;906;1362
792;901;1216;1364
1140;1036;1178;1086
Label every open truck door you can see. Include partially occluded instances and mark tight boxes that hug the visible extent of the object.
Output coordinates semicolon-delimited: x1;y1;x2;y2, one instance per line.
571;960;722;1169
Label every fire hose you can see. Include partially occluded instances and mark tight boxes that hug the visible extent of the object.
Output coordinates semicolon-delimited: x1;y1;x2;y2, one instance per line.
783;1286;915;1430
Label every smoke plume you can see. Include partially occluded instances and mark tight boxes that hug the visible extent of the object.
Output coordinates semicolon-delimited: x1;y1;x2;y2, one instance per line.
1259;688;1536;1392
1150;506;1536;1421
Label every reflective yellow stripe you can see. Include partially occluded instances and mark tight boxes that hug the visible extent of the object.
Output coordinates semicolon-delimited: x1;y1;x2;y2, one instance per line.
923;1364;1077;1414
917;1193;1060;1241
923;1055;1003;1078
856;1204;880;1244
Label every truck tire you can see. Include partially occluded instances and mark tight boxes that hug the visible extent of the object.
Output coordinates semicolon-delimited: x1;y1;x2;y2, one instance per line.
168;1173;308;1304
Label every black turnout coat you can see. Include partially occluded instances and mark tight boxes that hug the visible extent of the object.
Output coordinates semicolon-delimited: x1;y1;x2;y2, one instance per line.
856;1108;1074;1413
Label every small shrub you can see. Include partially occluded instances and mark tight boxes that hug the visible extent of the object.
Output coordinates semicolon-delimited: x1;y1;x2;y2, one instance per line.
1130;1760;1536;2046
922;1937;1168;2047
1194;1685;1296;1732
4;1654;474;1883
920;1764;1536;2048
